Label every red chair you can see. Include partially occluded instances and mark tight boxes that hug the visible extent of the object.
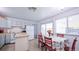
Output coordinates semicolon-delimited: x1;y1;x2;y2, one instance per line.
0;28;4;33
64;38;77;51
44;36;56;51
71;38;77;51
38;33;45;50
64;43;70;51
57;34;64;37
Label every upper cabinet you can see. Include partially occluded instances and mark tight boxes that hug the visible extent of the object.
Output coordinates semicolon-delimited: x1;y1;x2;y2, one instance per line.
7;17;24;28
0;16;8;28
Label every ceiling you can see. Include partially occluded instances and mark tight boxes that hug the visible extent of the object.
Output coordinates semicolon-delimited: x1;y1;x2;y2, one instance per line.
0;7;78;21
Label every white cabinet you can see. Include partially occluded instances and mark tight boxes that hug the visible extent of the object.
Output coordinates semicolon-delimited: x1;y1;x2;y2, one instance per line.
26;25;34;40
0;19;7;28
0;34;5;48
5;33;12;44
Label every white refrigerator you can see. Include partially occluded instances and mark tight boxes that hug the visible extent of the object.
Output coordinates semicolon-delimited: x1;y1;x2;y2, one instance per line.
26;25;34;40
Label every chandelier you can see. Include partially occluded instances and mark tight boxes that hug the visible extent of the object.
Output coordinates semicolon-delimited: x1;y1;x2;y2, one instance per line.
28;7;37;12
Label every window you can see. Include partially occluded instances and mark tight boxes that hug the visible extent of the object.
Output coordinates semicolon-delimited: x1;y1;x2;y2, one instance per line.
41;24;46;35
41;23;53;35
56;14;79;35
56;18;67;34
68;14;79;29
46;23;53;35
68;14;79;35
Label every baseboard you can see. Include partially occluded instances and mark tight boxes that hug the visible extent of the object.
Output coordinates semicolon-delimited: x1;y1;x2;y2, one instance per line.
0;44;5;49
0;43;15;49
5;43;15;45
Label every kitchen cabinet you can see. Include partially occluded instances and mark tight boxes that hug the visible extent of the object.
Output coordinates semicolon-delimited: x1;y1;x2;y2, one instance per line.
0;34;5;48
5;33;15;44
0;33;13;48
0;19;7;28
5;33;11;44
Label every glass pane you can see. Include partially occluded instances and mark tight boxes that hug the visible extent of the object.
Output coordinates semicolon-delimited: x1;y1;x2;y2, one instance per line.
68;14;79;35
56;18;67;34
41;24;46;35
68;14;79;29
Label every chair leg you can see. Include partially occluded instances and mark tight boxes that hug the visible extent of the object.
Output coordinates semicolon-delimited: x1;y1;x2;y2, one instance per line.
41;46;43;51
41;43;44;51
45;46;47;51
53;48;56;51
38;41;40;48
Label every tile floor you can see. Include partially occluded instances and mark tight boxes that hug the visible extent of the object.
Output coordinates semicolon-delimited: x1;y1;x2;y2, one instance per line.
0;43;15;51
0;39;41;51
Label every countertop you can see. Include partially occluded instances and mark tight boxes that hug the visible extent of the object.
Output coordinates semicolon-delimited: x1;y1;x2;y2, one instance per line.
15;32;29;38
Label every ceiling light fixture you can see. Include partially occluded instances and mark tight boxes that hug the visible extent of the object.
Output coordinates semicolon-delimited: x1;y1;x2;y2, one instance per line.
58;7;65;9
28;7;37;12
55;7;65;10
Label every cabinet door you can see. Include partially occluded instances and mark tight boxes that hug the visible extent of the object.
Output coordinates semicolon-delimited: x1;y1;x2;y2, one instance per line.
5;34;12;44
0;19;7;28
0;35;5;48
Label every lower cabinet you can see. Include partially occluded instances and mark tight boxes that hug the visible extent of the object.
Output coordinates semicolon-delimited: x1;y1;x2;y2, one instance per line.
0;33;15;48
5;34;11;44
0;34;5;48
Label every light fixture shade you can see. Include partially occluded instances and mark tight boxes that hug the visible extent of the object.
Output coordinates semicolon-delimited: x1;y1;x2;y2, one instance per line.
0;16;6;19
28;7;37;12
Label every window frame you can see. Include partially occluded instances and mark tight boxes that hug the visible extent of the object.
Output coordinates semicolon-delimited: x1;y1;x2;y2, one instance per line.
41;22;53;35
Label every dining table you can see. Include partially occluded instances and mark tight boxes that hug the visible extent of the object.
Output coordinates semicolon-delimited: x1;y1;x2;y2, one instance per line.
43;35;68;51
